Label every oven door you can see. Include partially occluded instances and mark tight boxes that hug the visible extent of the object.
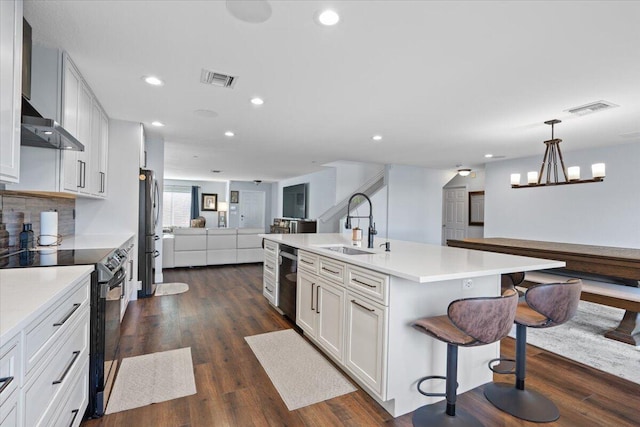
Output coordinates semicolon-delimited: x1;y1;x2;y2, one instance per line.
100;266;126;415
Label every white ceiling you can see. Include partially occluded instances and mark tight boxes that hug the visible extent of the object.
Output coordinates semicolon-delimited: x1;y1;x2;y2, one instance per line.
24;1;640;183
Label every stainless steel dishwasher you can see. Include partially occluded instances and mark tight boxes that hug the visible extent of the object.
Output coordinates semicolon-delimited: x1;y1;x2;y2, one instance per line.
277;244;297;320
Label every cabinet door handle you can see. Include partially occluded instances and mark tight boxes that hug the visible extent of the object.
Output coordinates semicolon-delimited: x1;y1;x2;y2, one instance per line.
77;160;83;187
316;285;320;314
53;351;81;385
265;264;274;271
311;283;315;311
69;409;80;427
322;266;339;275
265;285;273;293
351;299;375;312
352;278;376;288
53;303;81;327
0;376;14;395
129;259;133;281
100;172;105;193
300;258;313;265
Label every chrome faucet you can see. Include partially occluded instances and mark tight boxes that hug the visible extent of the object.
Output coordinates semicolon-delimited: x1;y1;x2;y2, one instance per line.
345;193;377;248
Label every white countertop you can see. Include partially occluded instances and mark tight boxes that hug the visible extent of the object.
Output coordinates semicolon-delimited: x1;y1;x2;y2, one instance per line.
260;233;565;283
57;233;135;250
0;265;94;343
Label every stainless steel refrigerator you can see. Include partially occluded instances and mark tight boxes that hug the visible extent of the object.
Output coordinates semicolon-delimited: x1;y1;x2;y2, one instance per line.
138;168;159;297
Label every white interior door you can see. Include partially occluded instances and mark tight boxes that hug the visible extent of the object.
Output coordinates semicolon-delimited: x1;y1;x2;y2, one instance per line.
239;190;265;228
442;187;467;245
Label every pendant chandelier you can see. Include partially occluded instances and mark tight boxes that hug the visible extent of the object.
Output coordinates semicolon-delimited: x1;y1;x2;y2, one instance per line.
510;119;605;188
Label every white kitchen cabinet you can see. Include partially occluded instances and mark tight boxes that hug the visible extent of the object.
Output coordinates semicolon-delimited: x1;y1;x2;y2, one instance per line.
296;270;317;336
262;240;278;305
0;0;22;183
88;98;109;197
0;335;21;427
122;241;135;320
296;270;346;362
345;292;387;399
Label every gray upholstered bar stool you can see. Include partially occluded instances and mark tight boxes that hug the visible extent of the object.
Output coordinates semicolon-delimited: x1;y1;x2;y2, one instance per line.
484;279;582;423
411;289;519;427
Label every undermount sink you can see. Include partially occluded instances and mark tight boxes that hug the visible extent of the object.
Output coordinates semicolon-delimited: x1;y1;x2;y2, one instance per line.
324;246;373;256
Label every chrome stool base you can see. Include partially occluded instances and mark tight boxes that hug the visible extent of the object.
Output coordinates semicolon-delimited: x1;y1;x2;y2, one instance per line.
412;401;484;427
484;382;560;423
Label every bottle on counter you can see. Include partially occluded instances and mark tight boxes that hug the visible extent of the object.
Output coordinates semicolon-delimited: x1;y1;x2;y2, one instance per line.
19;223;35;250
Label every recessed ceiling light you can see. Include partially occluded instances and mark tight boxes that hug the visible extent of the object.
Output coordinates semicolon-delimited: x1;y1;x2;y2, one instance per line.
484;154;494;158
372;135;382;141
143;76;164;86
151;121;165;127
250;97;264;106
225;131;235;137
318;9;340;26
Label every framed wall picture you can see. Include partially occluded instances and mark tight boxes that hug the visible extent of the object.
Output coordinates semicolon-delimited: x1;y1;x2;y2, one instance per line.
230;190;239;204
202;193;218;211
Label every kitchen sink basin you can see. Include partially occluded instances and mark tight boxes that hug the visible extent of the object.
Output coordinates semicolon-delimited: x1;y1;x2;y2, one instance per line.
324;246;373;255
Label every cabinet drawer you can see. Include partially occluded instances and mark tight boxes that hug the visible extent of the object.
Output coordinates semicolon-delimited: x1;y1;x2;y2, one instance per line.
347;266;389;305
23;311;89;427
263;256;278;279
174;250;207;267
207;234;236;250
237;234;262;249
264;240;278;257
0;337;20;407
263;274;277;305
49;357;89;427
24;277;89;377
319;257;346;286
298;251;319;274
174;235;207;251
206;249;237;265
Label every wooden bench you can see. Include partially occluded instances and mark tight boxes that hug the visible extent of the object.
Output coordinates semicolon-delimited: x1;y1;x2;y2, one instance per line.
447;238;640;345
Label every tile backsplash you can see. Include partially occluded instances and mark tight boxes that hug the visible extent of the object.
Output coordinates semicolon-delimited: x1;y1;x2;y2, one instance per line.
0;191;75;250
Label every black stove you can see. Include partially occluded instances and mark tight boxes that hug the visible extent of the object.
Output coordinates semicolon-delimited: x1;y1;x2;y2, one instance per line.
0;248;114;269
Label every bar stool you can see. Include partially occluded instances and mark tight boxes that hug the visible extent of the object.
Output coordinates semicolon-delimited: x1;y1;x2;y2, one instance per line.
484;279;582;423
411;289;519;427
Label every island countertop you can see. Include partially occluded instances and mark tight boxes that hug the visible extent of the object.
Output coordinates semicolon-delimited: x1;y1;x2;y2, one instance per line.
260;233;565;283
0;265;94;343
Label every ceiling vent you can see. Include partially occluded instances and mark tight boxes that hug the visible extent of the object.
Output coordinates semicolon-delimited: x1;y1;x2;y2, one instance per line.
200;69;237;88
565;100;618;116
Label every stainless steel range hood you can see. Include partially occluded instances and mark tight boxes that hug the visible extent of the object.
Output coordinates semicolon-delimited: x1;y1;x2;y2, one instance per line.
20;19;84;152
21;114;85;151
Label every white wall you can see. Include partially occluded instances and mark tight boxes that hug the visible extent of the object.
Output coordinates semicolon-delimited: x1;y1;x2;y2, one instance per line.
387;164;452;244
333;161;385;204
164;179;228;228
276;168;336;219
485;141;640;248
75;119;141;297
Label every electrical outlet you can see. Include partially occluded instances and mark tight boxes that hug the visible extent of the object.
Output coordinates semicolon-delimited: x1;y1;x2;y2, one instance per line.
462;279;473;290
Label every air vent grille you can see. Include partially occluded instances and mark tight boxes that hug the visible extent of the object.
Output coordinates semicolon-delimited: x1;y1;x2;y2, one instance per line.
566;100;618;116
200;69;237;88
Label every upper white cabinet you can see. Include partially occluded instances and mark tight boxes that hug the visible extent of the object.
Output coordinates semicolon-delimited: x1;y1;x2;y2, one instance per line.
0;0;22;183
6;47;109;198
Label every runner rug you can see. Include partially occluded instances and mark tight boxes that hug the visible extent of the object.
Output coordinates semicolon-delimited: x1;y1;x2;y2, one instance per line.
245;329;356;410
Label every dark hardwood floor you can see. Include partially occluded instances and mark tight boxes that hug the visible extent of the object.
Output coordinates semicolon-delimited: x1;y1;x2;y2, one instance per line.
82;264;640;427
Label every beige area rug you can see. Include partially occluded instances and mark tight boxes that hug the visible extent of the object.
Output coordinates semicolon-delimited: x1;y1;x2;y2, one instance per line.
509;301;640;384
155;282;190;296
245;329;356;410
106;347;197;414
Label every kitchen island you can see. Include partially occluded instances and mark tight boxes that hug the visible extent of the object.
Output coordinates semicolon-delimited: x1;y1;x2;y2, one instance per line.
260;233;564;417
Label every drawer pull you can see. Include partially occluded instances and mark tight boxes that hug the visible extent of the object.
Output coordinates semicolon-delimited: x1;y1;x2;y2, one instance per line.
0;376;13;394
265;285;273;293
300;258;314;265
351;299;375;312
53;303;82;327
265;264;274;271
53;351;81;385
316;285;320;314
352;278;376;288
69;409;80;427
322;266;340;275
